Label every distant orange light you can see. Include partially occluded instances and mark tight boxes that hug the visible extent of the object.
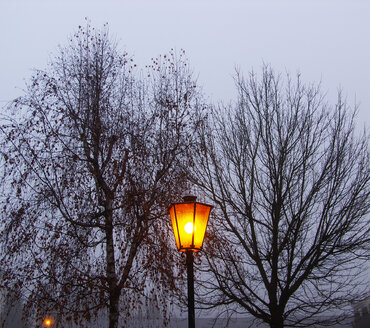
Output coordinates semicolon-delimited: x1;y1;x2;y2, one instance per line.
43;318;52;327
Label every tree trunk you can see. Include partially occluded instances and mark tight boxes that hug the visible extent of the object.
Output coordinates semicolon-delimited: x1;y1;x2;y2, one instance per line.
270;311;284;328
109;289;120;328
105;203;120;328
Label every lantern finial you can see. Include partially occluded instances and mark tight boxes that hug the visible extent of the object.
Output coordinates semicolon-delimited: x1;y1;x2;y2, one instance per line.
183;195;197;202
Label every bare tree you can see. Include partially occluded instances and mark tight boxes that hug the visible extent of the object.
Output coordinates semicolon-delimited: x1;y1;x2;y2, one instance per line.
192;66;370;328
0;24;202;328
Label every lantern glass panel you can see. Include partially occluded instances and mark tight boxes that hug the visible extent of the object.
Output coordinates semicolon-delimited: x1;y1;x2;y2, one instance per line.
193;204;211;249
174;203;195;250
169;206;180;250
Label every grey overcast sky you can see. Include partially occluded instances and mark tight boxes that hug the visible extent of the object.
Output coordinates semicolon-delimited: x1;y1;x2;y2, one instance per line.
1;0;369;126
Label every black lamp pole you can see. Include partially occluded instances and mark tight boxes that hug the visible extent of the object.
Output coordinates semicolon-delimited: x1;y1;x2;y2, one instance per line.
186;250;195;328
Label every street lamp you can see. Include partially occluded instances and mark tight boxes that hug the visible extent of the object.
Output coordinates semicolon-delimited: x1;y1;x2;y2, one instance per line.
43;317;53;327
169;195;213;328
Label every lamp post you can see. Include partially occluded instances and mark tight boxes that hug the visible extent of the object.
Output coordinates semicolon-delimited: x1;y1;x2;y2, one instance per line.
169;195;213;328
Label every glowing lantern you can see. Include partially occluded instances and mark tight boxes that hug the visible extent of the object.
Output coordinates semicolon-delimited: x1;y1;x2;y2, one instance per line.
169;195;213;252
43;318;53;327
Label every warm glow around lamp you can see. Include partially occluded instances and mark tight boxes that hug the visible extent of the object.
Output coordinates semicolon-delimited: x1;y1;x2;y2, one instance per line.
169;195;213;252
43;317;53;327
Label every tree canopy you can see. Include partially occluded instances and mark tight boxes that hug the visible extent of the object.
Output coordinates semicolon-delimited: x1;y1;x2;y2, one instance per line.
192;67;370;328
0;24;204;328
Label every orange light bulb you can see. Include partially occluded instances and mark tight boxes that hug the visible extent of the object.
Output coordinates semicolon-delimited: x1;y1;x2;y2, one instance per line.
184;222;196;234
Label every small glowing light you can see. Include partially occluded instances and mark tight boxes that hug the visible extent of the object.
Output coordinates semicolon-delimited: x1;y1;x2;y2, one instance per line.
44;318;52;327
184;222;194;234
